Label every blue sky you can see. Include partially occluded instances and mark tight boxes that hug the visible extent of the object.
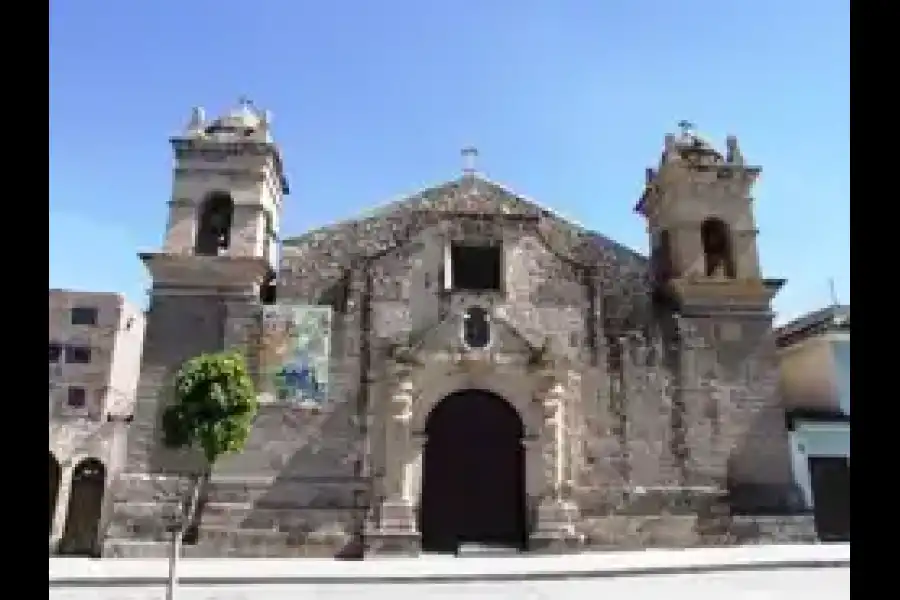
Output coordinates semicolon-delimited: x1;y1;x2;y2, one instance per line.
50;1;849;323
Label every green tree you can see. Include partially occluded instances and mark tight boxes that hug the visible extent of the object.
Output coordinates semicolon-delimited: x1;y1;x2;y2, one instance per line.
162;350;259;534
161;350;259;599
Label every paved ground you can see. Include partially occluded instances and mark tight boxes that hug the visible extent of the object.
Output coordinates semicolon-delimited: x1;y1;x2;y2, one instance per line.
50;544;850;600
48;568;851;600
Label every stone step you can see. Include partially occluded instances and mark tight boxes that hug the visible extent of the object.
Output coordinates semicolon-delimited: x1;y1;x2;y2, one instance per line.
198;503;353;531
186;542;313;558
198;526;291;548
103;540;172;559
580;515;701;549
194;526;314;558
189;529;354;558
103;537;309;559
728;514;817;544
105;501;174;541
109;473;193;503
203;477;276;504
198;502;255;527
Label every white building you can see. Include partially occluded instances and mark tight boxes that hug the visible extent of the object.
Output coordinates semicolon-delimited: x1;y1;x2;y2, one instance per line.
49;289;146;555
776;305;850;542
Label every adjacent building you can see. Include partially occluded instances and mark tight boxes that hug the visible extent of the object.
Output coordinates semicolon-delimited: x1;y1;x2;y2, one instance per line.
94;101;819;558
49;289;145;555
777;305;850;542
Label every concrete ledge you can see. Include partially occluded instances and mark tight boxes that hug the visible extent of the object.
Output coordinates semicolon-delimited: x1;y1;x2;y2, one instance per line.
51;543;849;586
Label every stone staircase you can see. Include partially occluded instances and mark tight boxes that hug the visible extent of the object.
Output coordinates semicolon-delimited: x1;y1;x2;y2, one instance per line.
104;475;356;558
574;485;817;550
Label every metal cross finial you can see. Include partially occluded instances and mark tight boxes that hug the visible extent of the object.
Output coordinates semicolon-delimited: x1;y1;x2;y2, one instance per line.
828;278;839;306
238;95;253;109
677;120;695;137
461;146;478;176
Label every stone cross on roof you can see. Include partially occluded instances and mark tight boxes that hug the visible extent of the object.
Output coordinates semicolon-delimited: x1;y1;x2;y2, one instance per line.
461;146;478;177
677;120;695;137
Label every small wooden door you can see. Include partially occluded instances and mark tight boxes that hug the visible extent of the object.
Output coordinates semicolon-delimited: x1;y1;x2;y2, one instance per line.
808;456;850;542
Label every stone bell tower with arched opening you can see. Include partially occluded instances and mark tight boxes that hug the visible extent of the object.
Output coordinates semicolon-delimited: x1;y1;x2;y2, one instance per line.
124;100;289;474
638;122;764;286
636;123;797;514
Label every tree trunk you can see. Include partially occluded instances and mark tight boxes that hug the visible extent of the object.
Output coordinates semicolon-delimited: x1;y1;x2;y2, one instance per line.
166;471;207;600
183;471;209;545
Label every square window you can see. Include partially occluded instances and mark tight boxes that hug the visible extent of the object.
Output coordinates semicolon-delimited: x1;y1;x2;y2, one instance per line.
70;306;98;326
65;345;92;364
49;343;62;363
66;386;87;408
450;244;502;292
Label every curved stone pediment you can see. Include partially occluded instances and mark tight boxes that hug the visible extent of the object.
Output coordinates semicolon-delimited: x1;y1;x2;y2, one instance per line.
385;313;576;377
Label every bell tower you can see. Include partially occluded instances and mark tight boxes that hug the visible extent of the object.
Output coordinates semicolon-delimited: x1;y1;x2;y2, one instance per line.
127;100;289;472
636;122;782;309
150;98;288;294
635;123;795;514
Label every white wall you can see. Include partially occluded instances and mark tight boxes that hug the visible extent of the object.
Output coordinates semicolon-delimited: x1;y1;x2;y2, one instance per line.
778;336;840;413
789;422;851;508
830;337;850;415
49;544;849;600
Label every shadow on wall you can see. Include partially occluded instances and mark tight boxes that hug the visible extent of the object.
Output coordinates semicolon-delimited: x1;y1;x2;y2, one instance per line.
50;452;61;535
247;398;365;558
177;396;367;559
725;407;807;516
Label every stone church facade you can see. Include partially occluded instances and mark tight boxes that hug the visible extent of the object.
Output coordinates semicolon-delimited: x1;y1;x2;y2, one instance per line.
104;101;814;557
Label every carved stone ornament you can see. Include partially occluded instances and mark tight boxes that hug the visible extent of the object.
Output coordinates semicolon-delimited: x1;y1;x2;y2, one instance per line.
391;379;414;422
386;342;423;372
541;396;562;420
526;337;554;372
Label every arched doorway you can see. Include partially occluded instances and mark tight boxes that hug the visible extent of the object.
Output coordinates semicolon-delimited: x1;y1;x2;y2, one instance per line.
418;389;527;553
60;458;106;556
49;452;61;534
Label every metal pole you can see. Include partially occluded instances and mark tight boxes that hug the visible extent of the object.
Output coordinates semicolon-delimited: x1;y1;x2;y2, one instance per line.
165;527;182;600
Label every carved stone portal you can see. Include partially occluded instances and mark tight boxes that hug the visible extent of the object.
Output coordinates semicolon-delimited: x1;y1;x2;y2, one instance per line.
367;350;586;554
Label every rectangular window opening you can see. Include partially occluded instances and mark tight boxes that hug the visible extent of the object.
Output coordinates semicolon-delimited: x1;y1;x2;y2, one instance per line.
70;306;98;326
65;345;92;364
49;343;62;363
450;244;503;292
66;386;87;408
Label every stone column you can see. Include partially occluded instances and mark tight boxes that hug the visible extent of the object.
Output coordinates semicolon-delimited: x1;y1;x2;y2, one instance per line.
49;463;74;553
673;317;728;501
678;326;710;485
406;433;426;503
521;436;542;502
530;375;582;552
367;365;420;555
564;370;583;487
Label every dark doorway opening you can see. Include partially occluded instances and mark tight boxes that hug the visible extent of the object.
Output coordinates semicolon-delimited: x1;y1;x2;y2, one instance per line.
60;458;106;556
808;456;850;542
49;452;61;535
418;389;527;553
